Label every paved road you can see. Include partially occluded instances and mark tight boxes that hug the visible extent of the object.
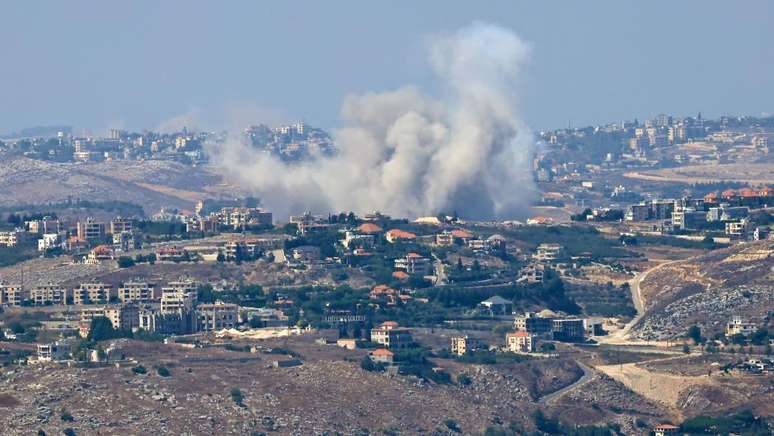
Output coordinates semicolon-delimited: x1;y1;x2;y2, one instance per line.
599;258;684;345
538;361;594;405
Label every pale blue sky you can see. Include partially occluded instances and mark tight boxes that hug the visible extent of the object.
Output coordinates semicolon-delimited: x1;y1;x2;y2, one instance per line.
1;1;772;133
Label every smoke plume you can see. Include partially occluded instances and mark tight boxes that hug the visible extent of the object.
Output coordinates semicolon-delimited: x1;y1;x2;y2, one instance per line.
209;23;536;220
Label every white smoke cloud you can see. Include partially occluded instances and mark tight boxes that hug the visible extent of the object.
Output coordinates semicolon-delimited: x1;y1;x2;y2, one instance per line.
208;22;537;220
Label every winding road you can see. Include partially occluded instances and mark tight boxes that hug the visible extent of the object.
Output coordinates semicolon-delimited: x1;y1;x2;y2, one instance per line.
538;361;594;405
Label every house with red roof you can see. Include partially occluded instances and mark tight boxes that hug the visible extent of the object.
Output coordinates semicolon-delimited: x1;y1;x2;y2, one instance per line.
369;348;394;365
385;229;416;243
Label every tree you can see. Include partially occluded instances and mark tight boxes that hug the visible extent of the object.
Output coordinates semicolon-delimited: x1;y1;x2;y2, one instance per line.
456;373;472;386
157;366;171;377
682;344;690;354
687;325;703;344
360;356;378;372
88;317;117;341
751;328;769;345
60;409;74;422
731;333;747;346
117;256;135;268
230;388;244;407
132;365;147;375
216;253;225;262
444;419;461;433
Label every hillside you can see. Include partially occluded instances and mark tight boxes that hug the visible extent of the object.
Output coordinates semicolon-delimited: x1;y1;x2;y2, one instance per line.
633;241;774;340
0;157;241;214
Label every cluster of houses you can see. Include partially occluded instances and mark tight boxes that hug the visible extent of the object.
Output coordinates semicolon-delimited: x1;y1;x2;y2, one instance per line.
624;188;773;240
0;279;289;345
0;216;140;254
517;243;572;284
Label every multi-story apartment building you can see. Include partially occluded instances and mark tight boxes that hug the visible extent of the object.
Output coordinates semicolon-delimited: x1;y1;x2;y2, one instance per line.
77;218;106;242
370;321;413;349
160;280;198;314
73;283;114;305
394;253;432;276
118;281;157;304
506;331;536;353
0;285;27;306
450;336;481;356
213;207;272;230
109;217;133;235
534;243;564;263
725;316;757;338
0;230;33;247
552;319;586;342
30;285;69;306
514;312;555;335
196;301;238;331
38;233;63;252
80;305;139;331
26;217;61;234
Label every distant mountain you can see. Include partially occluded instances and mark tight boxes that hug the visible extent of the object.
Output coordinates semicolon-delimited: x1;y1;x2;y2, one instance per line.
0;125;72;139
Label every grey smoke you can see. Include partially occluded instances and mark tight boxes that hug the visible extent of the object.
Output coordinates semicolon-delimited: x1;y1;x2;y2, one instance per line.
208;23;536;220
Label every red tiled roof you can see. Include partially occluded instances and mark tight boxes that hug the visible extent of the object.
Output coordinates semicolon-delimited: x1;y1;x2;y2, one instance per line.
92;245;112;254
358;223;383;234
385;229;416;240
721;189;737;198
450;229;474;239
392;271;409;280
507;331;531;338
371;348;394;357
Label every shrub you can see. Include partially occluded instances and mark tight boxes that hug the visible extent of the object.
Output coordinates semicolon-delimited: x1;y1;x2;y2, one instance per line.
444;419;461;433
231;388;244;406
116;256;135;268
131;365;147;375
456;373;472;386
157;366;170;377
60;409;74;422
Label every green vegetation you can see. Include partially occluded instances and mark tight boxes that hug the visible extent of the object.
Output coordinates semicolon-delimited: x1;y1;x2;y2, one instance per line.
60;409;74;422
679;410;770;435
87;316;130;342
456;373;472;386
688;325;703;344
0;246;37;268
444;419;461;433
156;366;171;377
455;350;530;365
474;224;635;259
131;365;147;375
0;199;144;219
533;410;619;435
117;256;135;268
636;235;722;250
230;388;245;407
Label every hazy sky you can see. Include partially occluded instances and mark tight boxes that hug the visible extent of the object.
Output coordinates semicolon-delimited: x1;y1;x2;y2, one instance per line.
1;1;772;134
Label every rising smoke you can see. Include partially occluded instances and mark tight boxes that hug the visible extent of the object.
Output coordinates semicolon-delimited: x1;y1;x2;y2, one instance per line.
208;23;537;220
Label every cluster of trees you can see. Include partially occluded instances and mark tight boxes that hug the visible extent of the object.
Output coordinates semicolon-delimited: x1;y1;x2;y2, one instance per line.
533;410;620;436
679;410;770;435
